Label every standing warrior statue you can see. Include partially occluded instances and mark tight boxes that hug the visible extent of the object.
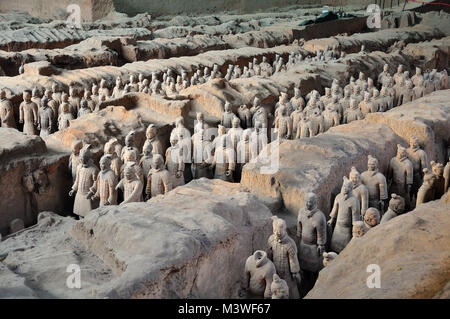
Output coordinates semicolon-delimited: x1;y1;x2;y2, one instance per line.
88;154;118;206
117;163;143;204
19;90;38;135
0;88;16;129
267;216;301;299
361;155;388;212
243;250;276;299
328;177;361;253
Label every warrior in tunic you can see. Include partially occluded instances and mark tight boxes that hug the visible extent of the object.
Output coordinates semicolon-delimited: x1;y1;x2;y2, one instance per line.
165;135;185;188
267;216;301;299
120;130;139;163
104;138;123;177
328;177;361;253
361;155;388;212
37;97;54;137
145;124;164;157
117;163;143;204
19;90;38;135
69;144;99;217
145;154;172;199
210;135;235;182
296;193;327;276
406;136;428;199
388;145;414;208
274;105;292;140
243;250;276;299
380;194;405;224
0;88;16;129
88;154;118;206
349;167;369;217
221;101;235;129
69;140;83;182
430;161;445;200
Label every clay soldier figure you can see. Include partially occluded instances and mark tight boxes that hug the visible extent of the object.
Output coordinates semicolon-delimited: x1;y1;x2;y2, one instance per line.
393;64;404;86
68;87;81;116
394;76;406;107
328;176;361;253
380;194;405;224
416;168;436;206
430;161;445;199
120;130;139;163
69;144;99;217
165;135;185;188
388;145;413;207
44;89;58;123
372;88;385;112
194;112;205;134
362;207;380;232
0;88;16;129
191;128;213;179
290;103;304;138
399;80;414;105
89;84;99;106
378;64;391;88
290;88;305;112
424;73;435;95
78;99;92;118
37;97;53;137
308;109;324;137
351;221;367;238
275;92;293;116
139;141;153;181
19;90;38;135
355;72;366;90
274;105;292;140
320;88;333;108
361;155;388;212
411;67;424;87
322;252;338;267
236;129;251;181
322;102;340;132
52;83;62;106
296;116;310;139
243;250;276;299
83;90;95;112
359;92;378;118
138;73;147;92
351;85;363;107
250;121;268;160
407;136;428;199
31;87;42;109
112;77;123;98
210;135;235;182
69;140;83;182
251;97;268;129
339;88;352;111
144;124;164;157
413;78;425;100
260;56;273;77
380;86;394;111
444;157;450;193
88;154;118;206
252;58;261;76
296;192;327;292
270;274;289;299
343;98;363;124
267;216;301;299
104;138;122;177
117;163;143;204
145;154;172;199
349;167;369;217
59;92;74;117
58;101;74;130
237;104;252;129
129;74;139;92
344;76;356;93
221;101;235;128
228;116;243;153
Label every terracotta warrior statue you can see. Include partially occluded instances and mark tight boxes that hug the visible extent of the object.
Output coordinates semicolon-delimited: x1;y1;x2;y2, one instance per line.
68;87;81;116
228;116;243;153
145;154;172;200
328;176;361;253
413;78;426;100
145;124;164;157
112;77;123;98
194;112;205;134
69;140;83;182
274;105;292;140
388;145;413;207
0;88;16;129
210;135;235;182
270;274;289;299
69;144;99;217
78;99;92;118
359;92;377;118
275;92;293;116
104;138;122;177
237;104;252;129
88;154;118;206
430;161;445;199
165;135;185;188
352;221;367;238
290;88;305;112
37;97;54;137
378;64;391;88
221;101;235;128
361;155;388;212
243;250;276;299
380;193;405;224
139;141;153;185
343;98;363;124
191;128;213;180
349;167;369;217
416;168;436;206
411;67;424;87
31;87;42;109
83;90;95;112
363;207;380;232
267;216;301;299
19;90;38;135
121;130;139;163
117;163;143;204
406;136;428;199
51;83;62;106
322;101;340;132
296;192;327;277
251;97;268;129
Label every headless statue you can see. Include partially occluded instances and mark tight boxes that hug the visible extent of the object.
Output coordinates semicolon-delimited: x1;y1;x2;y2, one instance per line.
243;250;276;299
